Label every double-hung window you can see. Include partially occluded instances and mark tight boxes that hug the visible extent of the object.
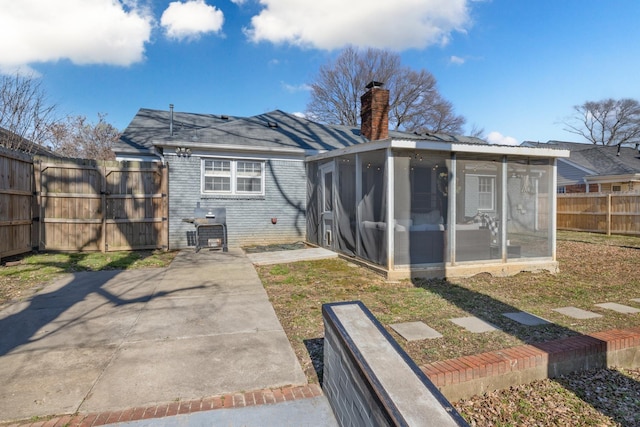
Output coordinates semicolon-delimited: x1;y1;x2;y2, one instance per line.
202;158;264;195
477;176;495;211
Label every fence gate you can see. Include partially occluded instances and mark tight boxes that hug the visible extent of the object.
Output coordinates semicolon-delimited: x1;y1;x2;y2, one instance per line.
0;149;34;260
36;158;168;252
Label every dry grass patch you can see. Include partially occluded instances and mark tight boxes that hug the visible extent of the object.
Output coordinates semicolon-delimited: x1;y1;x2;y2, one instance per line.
258;232;640;424
454;368;640;426
260;237;640;381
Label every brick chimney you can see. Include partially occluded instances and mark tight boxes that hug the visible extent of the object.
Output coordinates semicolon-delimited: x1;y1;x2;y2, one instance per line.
360;81;389;141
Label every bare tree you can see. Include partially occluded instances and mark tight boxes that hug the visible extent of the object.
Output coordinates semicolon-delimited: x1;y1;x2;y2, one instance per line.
49;114;119;160
467;123;486;140
306;47;466;134
564;98;640;146
0;73;56;153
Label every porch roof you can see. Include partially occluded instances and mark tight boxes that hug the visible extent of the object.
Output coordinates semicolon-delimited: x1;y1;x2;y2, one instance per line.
306;137;570;162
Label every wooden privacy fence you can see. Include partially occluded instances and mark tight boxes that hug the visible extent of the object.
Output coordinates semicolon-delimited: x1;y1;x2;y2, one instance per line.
0;148;34;260
0;148;168;260
557;192;640;236
35;157;168;252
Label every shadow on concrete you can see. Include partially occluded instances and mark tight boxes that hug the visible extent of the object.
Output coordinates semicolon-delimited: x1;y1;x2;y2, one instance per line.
0;254;202;356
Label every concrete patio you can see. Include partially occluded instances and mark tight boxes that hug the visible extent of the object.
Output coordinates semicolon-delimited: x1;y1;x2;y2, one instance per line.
0;248;324;424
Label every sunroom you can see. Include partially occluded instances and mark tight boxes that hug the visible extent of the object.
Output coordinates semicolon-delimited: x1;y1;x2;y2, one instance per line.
306;139;570;279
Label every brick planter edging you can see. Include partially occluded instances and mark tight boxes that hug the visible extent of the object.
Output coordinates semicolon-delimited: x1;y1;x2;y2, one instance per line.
421;327;640;402
2;385;322;427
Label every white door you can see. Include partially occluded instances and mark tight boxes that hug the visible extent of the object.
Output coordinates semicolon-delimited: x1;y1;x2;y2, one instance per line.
320;163;335;249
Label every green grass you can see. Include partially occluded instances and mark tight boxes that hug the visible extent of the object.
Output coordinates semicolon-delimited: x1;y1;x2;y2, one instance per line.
0;250;177;305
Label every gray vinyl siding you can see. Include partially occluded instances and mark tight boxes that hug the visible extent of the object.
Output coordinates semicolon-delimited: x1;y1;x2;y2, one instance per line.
168;154;307;249
557;160;593;187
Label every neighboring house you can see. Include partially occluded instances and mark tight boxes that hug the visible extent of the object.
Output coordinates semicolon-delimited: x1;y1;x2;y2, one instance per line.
0;126;58;157
115;84;569;279
522;140;640;193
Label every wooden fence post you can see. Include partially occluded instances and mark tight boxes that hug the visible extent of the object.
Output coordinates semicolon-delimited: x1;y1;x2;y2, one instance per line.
606;193;612;236
161;163;169;251
32;158;39;251
101;163;107;252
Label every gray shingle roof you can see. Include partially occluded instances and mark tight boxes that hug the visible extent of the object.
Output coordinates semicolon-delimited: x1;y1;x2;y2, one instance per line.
114;107;491;158
115;108;367;156
523;140;640;175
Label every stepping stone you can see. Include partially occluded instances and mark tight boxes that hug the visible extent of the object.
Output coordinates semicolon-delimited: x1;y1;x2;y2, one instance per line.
389;322;443;341
595;302;640;314
450;317;498;333
552;306;603;320
502;311;551;326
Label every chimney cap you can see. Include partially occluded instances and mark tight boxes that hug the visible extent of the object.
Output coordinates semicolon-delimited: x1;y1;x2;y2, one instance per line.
366;81;384;89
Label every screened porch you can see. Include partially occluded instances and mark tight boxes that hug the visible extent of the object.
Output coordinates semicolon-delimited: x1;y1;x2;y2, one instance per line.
306;141;568;279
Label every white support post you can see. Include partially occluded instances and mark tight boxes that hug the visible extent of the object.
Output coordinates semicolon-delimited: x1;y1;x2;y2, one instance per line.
449;153;457;264
551;158;558;260
501;156;508;261
355;153;362;258
386;148;395;272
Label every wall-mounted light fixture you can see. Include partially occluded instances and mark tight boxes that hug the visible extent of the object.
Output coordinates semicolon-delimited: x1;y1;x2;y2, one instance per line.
175;147;191;157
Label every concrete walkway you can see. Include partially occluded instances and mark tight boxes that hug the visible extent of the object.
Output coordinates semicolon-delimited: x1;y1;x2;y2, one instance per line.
0;248;334;425
246;247;337;266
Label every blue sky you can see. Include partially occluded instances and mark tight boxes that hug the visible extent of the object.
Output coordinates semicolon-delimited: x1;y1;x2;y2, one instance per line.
1;0;639;145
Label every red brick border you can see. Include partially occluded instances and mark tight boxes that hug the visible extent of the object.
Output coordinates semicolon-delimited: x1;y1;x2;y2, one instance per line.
421;327;640;388
6;328;640;426
2;385;323;427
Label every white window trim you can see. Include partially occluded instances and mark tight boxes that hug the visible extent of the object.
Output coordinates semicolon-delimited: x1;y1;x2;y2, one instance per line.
471;174;495;211
201;157;266;196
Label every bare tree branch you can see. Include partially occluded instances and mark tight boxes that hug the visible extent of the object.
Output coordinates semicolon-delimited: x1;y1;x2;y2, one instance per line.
0;72;56;153
48;114;119;160
306;47;466;134
564;98;640;146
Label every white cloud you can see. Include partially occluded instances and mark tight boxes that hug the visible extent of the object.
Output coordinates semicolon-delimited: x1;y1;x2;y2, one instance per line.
0;0;153;72
450;55;466;65
245;0;470;50
161;0;224;41
281;82;312;93
487;131;519;146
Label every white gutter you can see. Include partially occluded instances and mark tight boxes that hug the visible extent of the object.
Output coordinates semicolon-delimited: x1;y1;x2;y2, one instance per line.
154;140;316;156
585;173;640;184
306;138;571;162
392;139;571;158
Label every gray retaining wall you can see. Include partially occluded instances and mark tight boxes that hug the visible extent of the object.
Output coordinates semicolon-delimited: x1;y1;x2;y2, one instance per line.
322;301;468;427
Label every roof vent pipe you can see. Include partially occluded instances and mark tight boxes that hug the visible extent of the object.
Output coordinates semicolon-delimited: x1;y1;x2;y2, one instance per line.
169;104;174;137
